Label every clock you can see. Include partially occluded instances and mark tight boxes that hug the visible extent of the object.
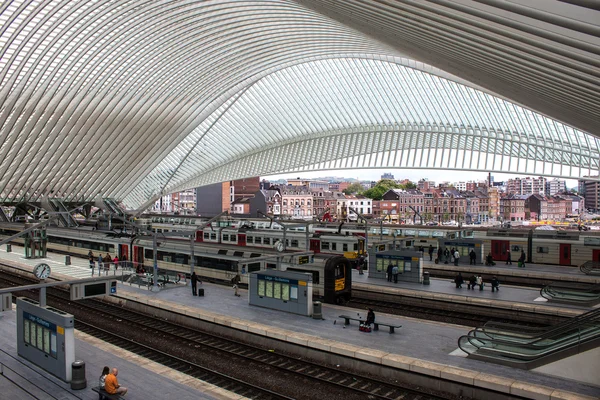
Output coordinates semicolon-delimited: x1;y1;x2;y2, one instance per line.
33;263;51;280
274;240;284;252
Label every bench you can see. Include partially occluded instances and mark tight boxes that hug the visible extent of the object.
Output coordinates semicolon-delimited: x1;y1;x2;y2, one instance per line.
92;386;124;400
339;315;402;333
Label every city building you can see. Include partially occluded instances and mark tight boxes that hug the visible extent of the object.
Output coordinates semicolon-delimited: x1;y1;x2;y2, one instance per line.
545;179;567;196
287;178;329;191
381;173;394;180
417;179;435;191
506;177;547;195
500;194;527;222
382;189;424;223
336;195;372;221
195;182;231;216
280;187;313;218
231;198;252;216
249;189;281;217
231;177;261;200
579;177;600;212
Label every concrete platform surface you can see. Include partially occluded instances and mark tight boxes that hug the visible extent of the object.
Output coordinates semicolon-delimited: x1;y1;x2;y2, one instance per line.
2;245;600;399
0;307;232;400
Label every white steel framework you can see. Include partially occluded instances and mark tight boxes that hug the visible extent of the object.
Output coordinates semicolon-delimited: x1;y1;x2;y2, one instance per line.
0;1;598;210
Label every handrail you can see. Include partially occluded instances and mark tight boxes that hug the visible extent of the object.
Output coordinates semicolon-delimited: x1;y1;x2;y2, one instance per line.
580;260;600;275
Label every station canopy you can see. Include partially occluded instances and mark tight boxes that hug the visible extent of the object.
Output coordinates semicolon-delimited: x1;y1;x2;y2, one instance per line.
0;1;598;210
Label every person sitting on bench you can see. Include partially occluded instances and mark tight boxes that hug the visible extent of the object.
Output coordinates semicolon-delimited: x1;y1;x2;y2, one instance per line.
366;308;375;327
105;367;128;396
99;366;109;389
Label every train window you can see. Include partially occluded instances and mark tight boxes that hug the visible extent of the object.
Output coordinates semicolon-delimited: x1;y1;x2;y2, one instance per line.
174;254;188;264
157;229;162;233
264;237;271;245
231;235;237;242
223;234;229;241
331;242;337;250
512;245;521;251
343;243;348;251
204;232;209;239
335;265;344;279
233;251;244;257
285;239;290;247
247;236;254;244
291;239;299;247
256;237;262;244
322;241;330;250
210;233;217;240
353;243;358;251
537;247;549;253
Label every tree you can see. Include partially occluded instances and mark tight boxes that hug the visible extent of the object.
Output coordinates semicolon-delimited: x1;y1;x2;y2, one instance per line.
362;179;404;200
342;183;364;195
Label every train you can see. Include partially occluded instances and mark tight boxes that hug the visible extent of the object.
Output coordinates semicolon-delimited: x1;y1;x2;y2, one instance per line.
147;217;600;266
0;223;352;303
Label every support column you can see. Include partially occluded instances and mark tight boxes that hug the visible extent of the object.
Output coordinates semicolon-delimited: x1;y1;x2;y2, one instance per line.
152;234;159;292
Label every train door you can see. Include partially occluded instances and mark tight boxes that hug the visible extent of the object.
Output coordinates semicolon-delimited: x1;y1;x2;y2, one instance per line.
559;244;571;266
119;244;128;258
133;246;144;264
310;239;320;253
593;249;600;262
491;240;509;261
238;234;246;246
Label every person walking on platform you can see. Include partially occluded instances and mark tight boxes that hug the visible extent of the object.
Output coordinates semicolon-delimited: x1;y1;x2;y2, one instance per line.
506;250;512;265
437;247;443;264
386;263;394;282
469;249;476;265
104;368;127;396
454;272;464;288
443;248;450;264
428;245;434;261
491;276;500;292
485;252;495;266
191;271;198;296
454;249;460;266
392;265;399;283
88;250;95;268
357;255;365;275
468;274;477;290
476;275;483;291
97;254;103;274
518;251;526;268
233;282;240;297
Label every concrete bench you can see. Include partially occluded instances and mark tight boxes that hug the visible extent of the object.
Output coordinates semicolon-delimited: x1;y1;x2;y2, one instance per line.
92;386;124;400
339;315;402;333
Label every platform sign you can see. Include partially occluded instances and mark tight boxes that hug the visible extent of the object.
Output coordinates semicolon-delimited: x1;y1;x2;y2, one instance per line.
17;297;75;382
297;255;310;264
70;280;117;300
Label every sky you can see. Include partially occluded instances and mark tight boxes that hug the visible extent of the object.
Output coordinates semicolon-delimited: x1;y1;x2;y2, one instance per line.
264;169;579;189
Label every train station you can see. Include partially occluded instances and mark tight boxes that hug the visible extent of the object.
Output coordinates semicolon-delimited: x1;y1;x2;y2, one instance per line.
1;1;600;400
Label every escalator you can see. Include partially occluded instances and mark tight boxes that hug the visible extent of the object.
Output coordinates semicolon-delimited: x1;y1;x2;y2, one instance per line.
458;308;600;369
50;199;78;227
103;198;125;217
540;282;600;305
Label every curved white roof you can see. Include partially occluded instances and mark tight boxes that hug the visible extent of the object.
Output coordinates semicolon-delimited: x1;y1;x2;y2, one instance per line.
0;1;598;210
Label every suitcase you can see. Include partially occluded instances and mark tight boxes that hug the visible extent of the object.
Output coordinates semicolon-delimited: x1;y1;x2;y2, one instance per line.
198;288;204;297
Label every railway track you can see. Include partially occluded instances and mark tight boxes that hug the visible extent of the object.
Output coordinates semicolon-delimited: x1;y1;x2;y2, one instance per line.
0;271;451;400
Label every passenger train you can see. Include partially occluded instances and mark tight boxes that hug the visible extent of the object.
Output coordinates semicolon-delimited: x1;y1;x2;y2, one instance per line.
147;216;600;266
0;223;353;303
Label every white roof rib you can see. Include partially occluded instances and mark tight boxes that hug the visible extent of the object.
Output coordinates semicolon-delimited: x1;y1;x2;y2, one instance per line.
0;1;598;210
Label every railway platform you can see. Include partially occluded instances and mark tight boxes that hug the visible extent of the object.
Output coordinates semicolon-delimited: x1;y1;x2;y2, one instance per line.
352;270;597;318
421;257;600;284
1;247;600;399
0;304;227;400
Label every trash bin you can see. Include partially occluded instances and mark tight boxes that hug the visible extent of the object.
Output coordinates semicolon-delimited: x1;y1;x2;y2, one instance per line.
70;360;87;390
312;301;322;319
198;288;204;297
423;272;430;285
65;255;71;265
6;244;11;253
